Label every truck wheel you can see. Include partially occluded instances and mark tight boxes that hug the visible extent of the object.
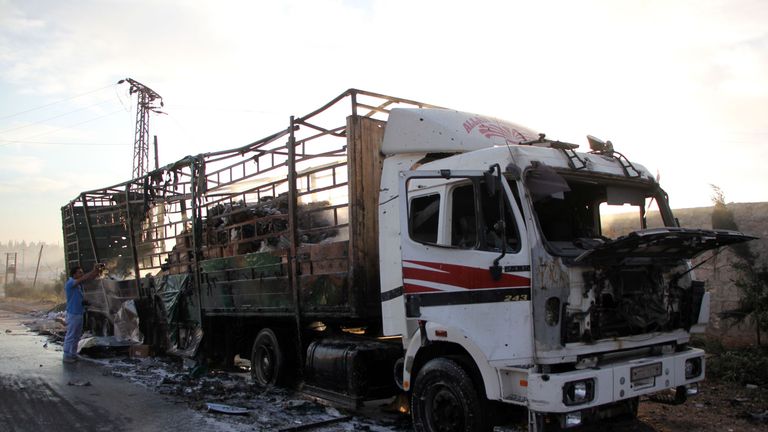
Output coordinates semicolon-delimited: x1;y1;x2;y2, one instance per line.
411;358;490;432
251;328;284;387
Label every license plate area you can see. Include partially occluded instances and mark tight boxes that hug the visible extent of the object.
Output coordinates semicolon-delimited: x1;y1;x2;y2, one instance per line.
631;362;662;382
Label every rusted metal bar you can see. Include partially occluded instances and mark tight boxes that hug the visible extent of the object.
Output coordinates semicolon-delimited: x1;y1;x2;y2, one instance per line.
204;126;293;158
204;161;290;194
298;224;349;237
65;202;80;272
298;89;355;123
287;116;304;375
69;90;434;204
295;148;347;160
190;157;202;291
352;88;444;109
356;101;399;117
124;184;143;294
294;120;346;139
79;193;100;266
206;149;285;178
294;161;348;181
204;177;289;203
297;182;349;198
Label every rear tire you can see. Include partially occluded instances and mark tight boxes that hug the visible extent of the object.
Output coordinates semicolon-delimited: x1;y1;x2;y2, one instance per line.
411;357;490;432
251;328;284;387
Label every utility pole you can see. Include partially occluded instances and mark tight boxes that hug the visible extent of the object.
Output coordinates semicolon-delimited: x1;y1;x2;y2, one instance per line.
118;78;164;179
32;244;44;290
154;135;159;170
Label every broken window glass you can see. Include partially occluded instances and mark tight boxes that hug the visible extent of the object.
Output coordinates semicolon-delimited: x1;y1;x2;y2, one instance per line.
450;181;520;252
409;194;440;244
527;167;673;256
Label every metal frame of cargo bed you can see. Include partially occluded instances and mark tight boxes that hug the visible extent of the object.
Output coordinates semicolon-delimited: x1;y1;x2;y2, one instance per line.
61;88;441;353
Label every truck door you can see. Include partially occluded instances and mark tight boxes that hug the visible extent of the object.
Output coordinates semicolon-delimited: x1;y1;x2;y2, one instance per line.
399;169;533;362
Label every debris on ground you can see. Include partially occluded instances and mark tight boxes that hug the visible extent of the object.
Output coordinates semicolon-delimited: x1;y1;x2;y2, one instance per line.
205;402;249;415
78;336;134;357
276;415;353;432
10;297;768;432
748;410;768;423
67;380;92;387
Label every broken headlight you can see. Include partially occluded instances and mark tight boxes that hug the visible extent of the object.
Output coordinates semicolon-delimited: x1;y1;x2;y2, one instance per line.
563;378;595;406
685;357;703;379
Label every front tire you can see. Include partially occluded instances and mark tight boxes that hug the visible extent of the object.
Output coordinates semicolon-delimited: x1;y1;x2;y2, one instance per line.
251;328;284;387
411;357;490;432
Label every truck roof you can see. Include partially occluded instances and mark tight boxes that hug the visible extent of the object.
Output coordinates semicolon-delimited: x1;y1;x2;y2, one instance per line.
383;108;655;181
381;108;539;155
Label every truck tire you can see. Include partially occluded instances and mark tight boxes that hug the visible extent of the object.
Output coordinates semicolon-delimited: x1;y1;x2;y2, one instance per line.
251;328;284;387
411;357;490;432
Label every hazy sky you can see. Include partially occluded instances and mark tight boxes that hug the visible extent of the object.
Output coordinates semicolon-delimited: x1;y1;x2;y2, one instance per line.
1;0;766;244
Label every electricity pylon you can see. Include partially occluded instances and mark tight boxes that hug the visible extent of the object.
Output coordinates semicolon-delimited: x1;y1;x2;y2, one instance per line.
118;78;164;179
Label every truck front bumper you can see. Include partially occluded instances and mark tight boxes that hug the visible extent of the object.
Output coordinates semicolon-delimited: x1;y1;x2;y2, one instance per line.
526;347;704;414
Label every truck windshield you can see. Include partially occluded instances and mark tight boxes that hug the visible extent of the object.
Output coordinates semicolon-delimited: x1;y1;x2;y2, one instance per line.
526;166;672;257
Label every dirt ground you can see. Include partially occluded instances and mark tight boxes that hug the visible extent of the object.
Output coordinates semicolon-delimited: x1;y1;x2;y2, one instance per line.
636;380;768;432
2;296;767;432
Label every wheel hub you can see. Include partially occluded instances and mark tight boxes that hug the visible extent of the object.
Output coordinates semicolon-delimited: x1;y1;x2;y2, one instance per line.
429;385;464;432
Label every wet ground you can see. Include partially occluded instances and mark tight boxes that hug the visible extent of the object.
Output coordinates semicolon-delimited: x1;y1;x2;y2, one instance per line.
0;302;413;432
0;308;219;431
1;298;767;432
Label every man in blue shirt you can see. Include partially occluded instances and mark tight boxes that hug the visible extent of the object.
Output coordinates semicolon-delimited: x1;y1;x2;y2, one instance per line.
63;264;103;363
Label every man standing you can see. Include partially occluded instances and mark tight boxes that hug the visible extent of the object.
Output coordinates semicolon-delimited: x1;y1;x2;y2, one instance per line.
63;264;103;363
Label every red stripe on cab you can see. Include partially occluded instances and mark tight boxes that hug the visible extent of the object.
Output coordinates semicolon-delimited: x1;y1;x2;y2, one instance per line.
403;260;530;290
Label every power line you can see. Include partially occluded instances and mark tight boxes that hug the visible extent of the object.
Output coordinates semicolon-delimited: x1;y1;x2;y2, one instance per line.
0;84;114;121
0;139;129;146
0;108;127;147
0;99;119;134
119;78;164;178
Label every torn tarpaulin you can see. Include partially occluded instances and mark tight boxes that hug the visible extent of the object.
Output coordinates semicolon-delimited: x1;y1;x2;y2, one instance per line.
113;300;143;343
75;299;145;356
77;336;136;356
154;274;203;358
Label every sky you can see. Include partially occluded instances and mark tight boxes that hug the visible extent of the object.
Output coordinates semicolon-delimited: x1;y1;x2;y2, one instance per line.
0;0;766;245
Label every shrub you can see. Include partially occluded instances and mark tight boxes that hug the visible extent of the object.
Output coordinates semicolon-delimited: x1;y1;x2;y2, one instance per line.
707;345;768;385
4;281;28;297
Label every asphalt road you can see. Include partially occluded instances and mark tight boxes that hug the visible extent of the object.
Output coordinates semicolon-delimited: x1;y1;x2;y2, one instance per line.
0;309;214;432
0;303;672;432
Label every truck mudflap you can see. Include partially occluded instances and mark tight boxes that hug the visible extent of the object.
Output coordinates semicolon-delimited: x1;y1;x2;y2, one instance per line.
526;348;704;415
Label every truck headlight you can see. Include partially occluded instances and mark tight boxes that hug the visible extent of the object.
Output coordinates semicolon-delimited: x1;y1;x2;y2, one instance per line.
563;378;595;406
685;357;703;379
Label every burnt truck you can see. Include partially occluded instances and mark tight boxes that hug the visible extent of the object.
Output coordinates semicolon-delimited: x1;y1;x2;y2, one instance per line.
61;89;753;431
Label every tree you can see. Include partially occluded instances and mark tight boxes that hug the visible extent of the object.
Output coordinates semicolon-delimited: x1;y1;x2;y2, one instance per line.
712;185;768;345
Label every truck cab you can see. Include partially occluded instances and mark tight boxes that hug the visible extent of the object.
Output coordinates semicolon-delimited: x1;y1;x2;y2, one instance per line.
378;108;752;431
